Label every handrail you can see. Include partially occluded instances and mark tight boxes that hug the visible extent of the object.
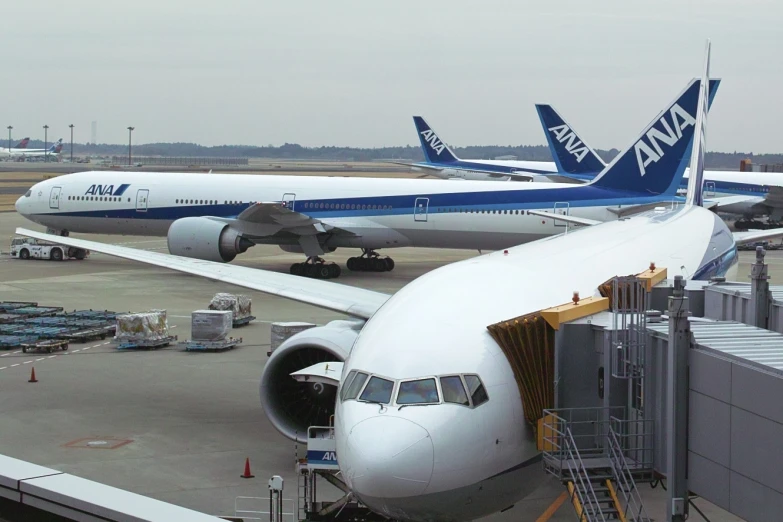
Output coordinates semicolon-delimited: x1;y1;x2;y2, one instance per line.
563;427;607;520
607;428;651;522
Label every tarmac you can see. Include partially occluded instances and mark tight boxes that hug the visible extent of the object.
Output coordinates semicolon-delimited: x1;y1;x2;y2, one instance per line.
0;207;768;521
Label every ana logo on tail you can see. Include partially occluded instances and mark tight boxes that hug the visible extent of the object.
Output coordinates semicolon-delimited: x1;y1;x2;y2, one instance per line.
547;124;589;163
634;104;696;176
419;129;446;155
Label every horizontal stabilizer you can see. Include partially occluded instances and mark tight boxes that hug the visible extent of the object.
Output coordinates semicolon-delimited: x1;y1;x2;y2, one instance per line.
290;362;344;386
732;229;783;245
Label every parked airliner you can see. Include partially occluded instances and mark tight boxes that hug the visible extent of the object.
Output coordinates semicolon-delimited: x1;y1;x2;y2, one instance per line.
19;44;781;522
0;137;30;152
16;80;705;279
1;139;63;158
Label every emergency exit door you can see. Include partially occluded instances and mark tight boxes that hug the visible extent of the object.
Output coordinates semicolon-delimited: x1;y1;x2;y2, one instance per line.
136;189;149;212
282;193;296;211
49;187;61;209
414;197;429;222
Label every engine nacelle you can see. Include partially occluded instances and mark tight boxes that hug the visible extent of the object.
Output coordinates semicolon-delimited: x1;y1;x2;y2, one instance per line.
167;217;253;263
260;319;363;442
279;244;336;254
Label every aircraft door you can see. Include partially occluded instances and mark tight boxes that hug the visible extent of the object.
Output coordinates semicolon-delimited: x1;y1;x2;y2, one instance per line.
135;189;149;212
282;193;296;211
705;181;716;198
49;187;61;209
414;197;429;222
553;201;569;227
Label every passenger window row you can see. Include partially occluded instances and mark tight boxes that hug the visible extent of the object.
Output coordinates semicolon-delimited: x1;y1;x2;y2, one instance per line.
340;371;488;408
438;208;523;215
174;200;247;205
67;196;126;202
304;202;392;211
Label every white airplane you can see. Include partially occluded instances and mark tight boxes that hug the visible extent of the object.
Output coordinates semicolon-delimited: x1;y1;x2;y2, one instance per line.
15;79;705;279
19;43;778;522
0;139;63;158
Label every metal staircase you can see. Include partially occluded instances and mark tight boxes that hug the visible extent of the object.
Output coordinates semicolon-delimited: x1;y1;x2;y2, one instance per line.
541;408;653;521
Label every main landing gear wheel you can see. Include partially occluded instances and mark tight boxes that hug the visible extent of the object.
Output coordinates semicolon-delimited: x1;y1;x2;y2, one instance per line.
347;250;395;272
289;257;341;279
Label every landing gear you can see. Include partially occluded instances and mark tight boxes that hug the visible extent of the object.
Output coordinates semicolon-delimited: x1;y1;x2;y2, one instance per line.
347;249;395;272
734;218;779;231
290;257;341;279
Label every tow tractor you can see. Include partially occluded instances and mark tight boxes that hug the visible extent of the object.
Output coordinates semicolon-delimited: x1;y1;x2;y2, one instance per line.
9;236;89;261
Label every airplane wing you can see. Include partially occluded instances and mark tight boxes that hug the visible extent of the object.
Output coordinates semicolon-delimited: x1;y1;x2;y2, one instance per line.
526;209;602;227
732;228;783;245
15;228;389;319
235;202;340;233
391;161;536;182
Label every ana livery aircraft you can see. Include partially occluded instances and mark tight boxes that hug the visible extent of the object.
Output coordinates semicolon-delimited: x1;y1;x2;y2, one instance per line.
16;80;705;279
536;100;783;224
18;42;782;522
1;139;63;159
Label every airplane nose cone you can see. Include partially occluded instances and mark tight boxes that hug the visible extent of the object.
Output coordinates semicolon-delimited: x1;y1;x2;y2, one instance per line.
15;195;24;215
344;416;433;499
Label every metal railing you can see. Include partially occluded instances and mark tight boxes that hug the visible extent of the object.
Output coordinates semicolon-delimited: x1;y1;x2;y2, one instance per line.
234;496;296;522
608;422;652;522
562;427;610;521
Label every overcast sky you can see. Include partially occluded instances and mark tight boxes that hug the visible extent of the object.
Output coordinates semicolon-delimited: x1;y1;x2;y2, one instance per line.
3;0;781;152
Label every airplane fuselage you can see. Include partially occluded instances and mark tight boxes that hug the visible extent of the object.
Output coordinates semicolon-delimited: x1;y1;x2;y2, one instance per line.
17;171;682;253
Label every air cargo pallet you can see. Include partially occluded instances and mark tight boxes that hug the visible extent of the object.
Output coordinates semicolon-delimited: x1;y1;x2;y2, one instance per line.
180;337;242;352
21;339;69;353
115;335;178;351
232;316;255;327
0;335;36;349
63;327;112;343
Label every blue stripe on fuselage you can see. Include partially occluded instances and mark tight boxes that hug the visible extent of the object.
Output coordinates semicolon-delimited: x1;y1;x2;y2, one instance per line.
414;160;553;175
33;185;682;221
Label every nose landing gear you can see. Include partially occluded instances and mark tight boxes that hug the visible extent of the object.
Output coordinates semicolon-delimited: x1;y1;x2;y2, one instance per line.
346;249;395;272
290;257;342;279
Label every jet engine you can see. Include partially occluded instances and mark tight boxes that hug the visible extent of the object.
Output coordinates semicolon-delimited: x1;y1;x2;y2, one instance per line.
260;319;362;442
167;217;253;262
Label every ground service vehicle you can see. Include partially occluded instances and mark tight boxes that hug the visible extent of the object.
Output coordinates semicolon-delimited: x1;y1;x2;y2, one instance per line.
10;236;89;261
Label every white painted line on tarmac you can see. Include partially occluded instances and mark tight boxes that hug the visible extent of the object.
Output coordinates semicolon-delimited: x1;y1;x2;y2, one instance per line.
102;342;110;345
35;358;44;362
47;355;56;359
83;347;91;350
23;360;32;364
10;364;19;367
0;367;6;370
1;353;9;357
72;349;80;352
12;351;20;354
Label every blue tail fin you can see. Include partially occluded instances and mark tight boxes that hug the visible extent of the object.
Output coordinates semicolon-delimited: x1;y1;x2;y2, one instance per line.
413;116;459;164
588;78;706;195
535;105;606;175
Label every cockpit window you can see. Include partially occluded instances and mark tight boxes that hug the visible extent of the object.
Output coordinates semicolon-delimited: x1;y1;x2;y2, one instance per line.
359;376;394;404
464;374;488;407
397;378;439;405
340;371;357;401
25;190;31;197
440;376;469;406
342;371;368;401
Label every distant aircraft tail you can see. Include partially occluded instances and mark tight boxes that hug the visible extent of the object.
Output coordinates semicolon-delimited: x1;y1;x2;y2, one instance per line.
587;78;707;195
685;41;712;207
535;105;606;175
50;139;63;153
14;137;30;149
413;116;459;164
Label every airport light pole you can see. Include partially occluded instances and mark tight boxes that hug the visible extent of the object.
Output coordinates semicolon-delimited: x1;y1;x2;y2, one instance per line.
127;126;134;166
69;124;74;163
43;124;49;163
6;126;11;152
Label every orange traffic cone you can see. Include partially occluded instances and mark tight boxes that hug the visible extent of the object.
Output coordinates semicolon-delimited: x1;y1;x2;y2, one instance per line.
28;367;38;383
240;457;255;479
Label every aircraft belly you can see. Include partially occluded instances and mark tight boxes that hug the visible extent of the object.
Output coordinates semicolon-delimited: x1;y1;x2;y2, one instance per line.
34;215;172;237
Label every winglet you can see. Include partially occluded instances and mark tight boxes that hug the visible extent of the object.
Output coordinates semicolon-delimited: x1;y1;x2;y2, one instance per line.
412;116;459;164
685;40;711;207
535;104;606;175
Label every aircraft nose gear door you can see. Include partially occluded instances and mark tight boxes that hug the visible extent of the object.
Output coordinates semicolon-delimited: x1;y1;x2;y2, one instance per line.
414;197;429;222
282;193;296;211
135;189;149;212
49;187;62;209
553;201;569;227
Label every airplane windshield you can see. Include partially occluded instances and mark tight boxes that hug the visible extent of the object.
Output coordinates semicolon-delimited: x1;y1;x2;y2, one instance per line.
342;371;368;401
440;376;469;406
359;376;394;404
397;378;439;405
464;375;489;406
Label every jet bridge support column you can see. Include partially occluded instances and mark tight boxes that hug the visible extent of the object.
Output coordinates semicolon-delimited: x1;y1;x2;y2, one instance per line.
666;275;689;522
750;246;771;329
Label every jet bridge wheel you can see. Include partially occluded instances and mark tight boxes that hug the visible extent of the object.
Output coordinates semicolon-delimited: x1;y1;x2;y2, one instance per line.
289;257;341;279
347;249;394;272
